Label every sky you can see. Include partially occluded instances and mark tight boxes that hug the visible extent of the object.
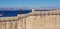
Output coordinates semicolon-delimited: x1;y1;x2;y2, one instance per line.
0;0;60;8
0;0;20;7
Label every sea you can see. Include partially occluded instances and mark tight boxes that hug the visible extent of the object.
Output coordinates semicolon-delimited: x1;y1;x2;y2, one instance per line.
0;9;32;17
0;9;52;17
19;10;32;14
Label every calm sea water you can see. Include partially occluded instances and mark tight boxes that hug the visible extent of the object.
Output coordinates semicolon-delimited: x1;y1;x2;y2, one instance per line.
0;11;19;17
0;9;51;17
0;10;32;17
19;10;32;14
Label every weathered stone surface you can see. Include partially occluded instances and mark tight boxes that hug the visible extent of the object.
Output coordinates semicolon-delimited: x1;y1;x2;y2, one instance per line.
0;10;60;29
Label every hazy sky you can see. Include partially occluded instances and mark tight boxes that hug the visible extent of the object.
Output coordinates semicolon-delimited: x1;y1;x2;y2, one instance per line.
0;0;60;8
0;0;20;7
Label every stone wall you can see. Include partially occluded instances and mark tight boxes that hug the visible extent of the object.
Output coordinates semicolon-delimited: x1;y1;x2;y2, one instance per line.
0;10;60;29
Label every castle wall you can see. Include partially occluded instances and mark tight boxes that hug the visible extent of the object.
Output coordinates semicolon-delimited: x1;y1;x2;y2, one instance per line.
0;10;60;29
